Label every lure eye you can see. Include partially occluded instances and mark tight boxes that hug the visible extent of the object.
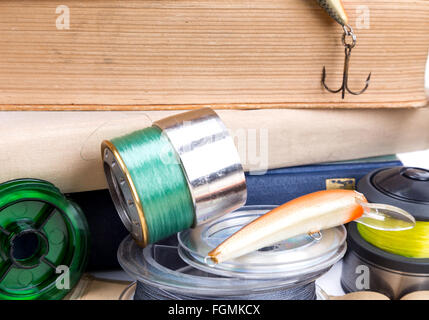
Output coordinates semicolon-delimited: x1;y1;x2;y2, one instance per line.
355;200;416;231
204;256;217;267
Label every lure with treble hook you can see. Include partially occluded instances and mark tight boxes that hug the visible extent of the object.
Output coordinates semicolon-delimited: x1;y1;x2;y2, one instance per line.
207;190;415;264
316;0;371;99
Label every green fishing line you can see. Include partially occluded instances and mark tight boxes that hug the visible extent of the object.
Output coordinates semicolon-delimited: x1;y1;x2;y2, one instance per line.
111;126;195;244
103;109;247;247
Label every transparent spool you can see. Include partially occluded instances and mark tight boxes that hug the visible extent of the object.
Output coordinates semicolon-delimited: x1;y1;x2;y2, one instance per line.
118;206;345;299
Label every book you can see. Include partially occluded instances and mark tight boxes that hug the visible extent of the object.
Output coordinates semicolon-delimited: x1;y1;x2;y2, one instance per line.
0;0;428;110
1;109;428;193
245;156;402;205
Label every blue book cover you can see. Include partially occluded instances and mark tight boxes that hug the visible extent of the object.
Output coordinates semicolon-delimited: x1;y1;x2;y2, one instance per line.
245;156;402;206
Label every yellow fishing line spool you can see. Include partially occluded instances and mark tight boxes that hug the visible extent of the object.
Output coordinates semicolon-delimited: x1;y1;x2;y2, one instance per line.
341;167;429;299
357;222;429;258
356;167;429;259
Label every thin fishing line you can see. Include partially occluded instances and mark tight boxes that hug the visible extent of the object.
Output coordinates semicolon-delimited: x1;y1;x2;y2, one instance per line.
80;113;153;161
358;222;429;259
112;126;194;244
134;281;317;300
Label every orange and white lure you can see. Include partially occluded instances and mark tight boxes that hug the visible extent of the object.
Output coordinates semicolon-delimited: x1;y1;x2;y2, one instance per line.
208;190;415;265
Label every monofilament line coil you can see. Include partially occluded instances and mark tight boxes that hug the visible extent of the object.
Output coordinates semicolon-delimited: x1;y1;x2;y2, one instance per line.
102;108;246;247
133;280;317;300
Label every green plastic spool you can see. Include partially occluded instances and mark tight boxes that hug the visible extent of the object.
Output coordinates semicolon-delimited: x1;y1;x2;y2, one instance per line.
0;179;89;300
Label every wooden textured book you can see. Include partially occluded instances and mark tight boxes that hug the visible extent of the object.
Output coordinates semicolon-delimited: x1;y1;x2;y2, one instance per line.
0;0;428;110
2;108;429;192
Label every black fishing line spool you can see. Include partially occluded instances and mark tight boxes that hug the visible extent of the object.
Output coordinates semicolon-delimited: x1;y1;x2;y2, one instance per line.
341;167;429;299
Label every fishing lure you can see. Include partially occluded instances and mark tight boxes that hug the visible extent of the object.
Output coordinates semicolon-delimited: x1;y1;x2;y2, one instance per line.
316;0;371;99
207;190;415;264
316;0;349;26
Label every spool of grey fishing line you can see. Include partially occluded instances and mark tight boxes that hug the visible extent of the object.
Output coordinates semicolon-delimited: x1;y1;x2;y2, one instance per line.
118;206;345;300
134;280;317;300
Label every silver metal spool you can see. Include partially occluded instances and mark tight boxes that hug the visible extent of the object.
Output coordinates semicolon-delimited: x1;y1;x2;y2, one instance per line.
154;108;247;225
102;146;144;243
102;108;246;246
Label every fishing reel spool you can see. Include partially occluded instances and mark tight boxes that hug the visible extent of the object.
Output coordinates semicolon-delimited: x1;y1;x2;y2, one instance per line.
342;167;429;299
102;108;247;247
118;206;346;300
0;179;89;300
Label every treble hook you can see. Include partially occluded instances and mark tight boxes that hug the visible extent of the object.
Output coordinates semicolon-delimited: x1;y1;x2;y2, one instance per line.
322;25;371;99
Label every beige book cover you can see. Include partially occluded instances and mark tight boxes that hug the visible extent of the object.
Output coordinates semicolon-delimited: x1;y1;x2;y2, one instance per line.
1;107;429;193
